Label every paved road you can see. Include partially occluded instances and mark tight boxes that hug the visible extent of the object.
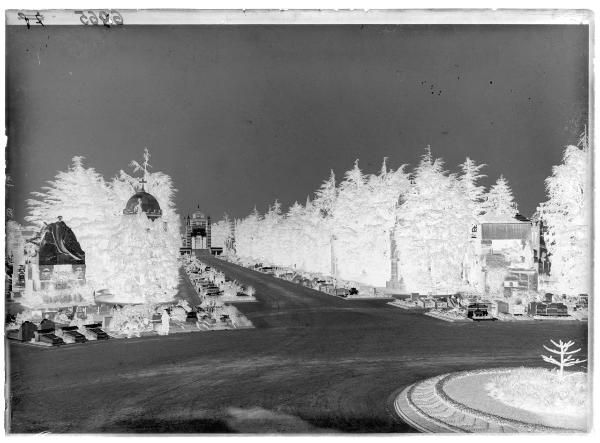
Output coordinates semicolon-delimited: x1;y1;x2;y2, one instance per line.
7;256;588;433
175;267;203;306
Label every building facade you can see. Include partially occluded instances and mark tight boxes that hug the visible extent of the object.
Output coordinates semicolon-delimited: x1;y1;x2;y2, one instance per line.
473;216;539;298
183;206;211;252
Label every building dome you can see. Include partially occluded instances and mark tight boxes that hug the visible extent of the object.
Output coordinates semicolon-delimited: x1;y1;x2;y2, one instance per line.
123;191;163;220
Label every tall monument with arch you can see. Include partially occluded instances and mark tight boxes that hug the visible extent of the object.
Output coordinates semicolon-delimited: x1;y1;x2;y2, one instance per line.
183;206;211;253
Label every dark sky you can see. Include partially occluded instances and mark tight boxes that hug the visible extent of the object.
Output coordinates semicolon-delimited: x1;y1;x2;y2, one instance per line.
6;25;589;222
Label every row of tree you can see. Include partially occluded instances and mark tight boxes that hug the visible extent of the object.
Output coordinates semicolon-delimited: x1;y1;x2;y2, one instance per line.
228;147;516;291
225;140;589;295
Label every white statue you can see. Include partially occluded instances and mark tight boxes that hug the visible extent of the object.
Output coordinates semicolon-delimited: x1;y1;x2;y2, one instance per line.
157;309;170;336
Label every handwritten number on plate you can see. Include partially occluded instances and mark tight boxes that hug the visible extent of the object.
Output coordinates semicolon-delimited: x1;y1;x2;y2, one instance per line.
111;10;124;25
99;11;111;27
87;11;98;25
74;11;88;25
75;10;123;26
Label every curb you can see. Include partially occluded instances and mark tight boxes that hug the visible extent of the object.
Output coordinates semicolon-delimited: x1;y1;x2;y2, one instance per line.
393;368;584;433
396;380;466;433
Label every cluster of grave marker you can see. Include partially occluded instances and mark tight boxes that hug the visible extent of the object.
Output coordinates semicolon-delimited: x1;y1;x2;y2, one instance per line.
6;318;109;346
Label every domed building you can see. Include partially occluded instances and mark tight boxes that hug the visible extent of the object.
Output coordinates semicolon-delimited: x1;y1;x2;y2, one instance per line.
122;188;163;220
122;152;164;221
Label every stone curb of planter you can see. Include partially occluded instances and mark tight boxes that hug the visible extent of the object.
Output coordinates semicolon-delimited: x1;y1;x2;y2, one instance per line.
433;368;579;433
394;368;583;433
401;376;466;433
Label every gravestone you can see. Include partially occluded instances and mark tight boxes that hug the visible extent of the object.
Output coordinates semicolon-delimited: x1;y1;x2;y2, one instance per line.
39;318;56;331
18;321;37;342
186;311;198;323
102;316;112;329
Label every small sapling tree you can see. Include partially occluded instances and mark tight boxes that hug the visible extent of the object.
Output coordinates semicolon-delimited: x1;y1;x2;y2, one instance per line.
542;339;587;379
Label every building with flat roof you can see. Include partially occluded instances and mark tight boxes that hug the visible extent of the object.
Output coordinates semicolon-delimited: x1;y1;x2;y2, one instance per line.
472;215;539;297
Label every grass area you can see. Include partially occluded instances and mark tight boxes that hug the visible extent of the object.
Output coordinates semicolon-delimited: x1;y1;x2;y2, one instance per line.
484;367;587;418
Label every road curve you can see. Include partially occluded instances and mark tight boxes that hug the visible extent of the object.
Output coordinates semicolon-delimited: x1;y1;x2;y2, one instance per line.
7;256;588;433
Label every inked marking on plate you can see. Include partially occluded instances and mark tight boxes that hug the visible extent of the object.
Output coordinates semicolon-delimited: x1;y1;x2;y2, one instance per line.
74;10;124;27
17;11;44;28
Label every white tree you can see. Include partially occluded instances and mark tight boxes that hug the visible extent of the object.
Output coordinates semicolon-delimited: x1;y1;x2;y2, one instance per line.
459;157;487;219
103;209;179;304
332;158;409;286
211;214;234;251
234;207;262;262
330;160;367;283
458;157;487;290
481;175;518;222
330;159;406;286
537;133;590;295
256;200;283;264
107;149;181;303
395;147;475;293
296;197;332;275
312;171;338;277
314;169;338;218
542;339;587;379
